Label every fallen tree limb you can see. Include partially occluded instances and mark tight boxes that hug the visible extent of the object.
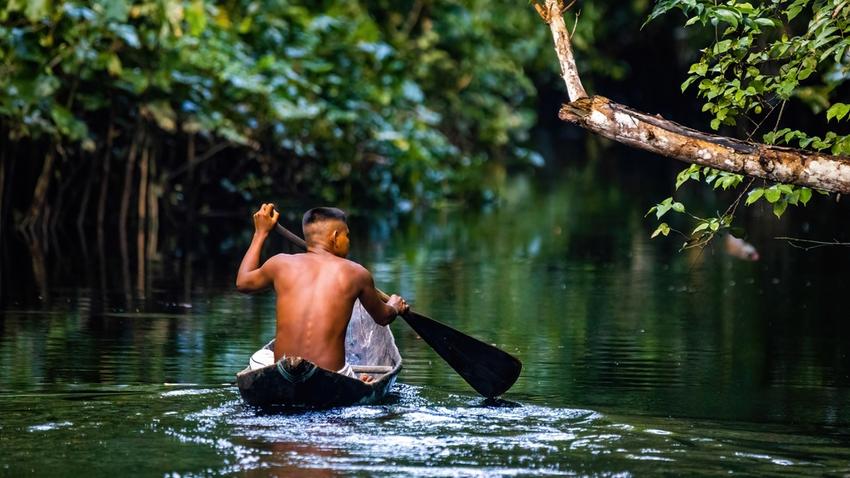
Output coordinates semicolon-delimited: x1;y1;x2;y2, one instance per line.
539;0;850;195
560;96;850;194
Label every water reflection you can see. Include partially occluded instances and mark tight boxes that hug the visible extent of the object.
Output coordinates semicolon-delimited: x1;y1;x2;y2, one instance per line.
2;161;850;474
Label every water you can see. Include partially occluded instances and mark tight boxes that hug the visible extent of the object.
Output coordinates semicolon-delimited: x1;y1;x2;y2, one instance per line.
2;163;850;476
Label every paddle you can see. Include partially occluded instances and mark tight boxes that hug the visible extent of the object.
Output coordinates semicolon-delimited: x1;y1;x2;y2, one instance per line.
274;223;522;398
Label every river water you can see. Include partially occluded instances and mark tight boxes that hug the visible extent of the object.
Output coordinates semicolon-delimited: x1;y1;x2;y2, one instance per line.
1;161;849;476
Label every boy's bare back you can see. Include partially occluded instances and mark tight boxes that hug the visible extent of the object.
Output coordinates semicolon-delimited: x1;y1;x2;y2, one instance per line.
264;252;369;370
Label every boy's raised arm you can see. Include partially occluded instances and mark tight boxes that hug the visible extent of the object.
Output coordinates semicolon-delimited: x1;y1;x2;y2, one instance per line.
236;203;280;293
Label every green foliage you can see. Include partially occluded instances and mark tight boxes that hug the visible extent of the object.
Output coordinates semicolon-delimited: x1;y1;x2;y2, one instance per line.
646;196;686;220
675;164;744;191
645;0;850;245
656;0;850;131
646;165;739;247
0;0;552;209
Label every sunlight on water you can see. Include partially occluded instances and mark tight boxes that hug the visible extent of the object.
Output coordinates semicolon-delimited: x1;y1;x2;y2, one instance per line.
115;384;844;477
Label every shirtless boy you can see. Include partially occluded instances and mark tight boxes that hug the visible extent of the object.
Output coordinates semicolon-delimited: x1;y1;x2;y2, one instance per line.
235;203;409;381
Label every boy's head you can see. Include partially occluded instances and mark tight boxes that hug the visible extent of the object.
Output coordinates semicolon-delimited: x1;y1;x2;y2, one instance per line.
302;207;349;257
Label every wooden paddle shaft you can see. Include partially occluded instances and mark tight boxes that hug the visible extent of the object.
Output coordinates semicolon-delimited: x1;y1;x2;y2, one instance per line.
274;224;394;303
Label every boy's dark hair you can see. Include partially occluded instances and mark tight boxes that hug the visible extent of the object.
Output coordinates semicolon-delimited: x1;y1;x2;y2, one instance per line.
302;207;347;234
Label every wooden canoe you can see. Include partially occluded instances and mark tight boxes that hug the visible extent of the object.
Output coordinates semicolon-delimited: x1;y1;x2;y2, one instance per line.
235;301;402;408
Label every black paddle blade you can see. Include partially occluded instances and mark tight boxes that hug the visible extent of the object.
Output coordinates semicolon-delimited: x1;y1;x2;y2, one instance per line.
401;311;522;398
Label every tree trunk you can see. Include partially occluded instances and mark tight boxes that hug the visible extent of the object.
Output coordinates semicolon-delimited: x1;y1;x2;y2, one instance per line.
119;129;140;298
25;234;48;299
137;141;149;292
77;157;93;231
539;0;850;195
0;145;6;240
97;121;115;237
186;135;197;235
119;130;141;239
51;148;82;235
147;159;160;262
21;149;56;233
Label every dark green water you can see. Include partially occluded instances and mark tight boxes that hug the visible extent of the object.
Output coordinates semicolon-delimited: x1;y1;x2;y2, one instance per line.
2;164;850;476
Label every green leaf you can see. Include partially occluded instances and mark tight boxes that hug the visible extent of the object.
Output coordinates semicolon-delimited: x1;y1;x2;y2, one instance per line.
103;0;128;22
764;187;781;203
786;3;804;21
799;187;812;205
24;0;50;21
689;62;709;76
736;3;755;14
142;101;177;132
676;164;700;189
643;0;681;29
107;54;122;77
773;200;788;218
682;76;698;93
754;18;776;28
651;223;671;239
826;103;850;122
713;9;739;29
50;105;88;140
164;0;185;36
713;39;733;55
745;187;764;205
693;222;710;234
788;189;800;205
800;137;816;149
187;0;207;36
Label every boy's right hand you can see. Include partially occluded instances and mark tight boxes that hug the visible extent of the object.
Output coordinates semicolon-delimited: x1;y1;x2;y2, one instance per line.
253;203;280;235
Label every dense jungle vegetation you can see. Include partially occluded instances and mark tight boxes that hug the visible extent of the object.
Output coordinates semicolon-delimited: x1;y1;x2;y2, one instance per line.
1;0;848;248
1;0;555;236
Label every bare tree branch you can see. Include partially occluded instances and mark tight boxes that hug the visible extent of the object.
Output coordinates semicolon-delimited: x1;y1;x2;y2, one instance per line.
775;236;850;250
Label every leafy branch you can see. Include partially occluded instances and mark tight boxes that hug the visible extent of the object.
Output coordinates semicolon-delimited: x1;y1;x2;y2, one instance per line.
644;0;850;246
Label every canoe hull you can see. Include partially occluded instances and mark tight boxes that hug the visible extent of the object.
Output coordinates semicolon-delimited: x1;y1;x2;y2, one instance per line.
236;300;402;409
236;358;400;409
